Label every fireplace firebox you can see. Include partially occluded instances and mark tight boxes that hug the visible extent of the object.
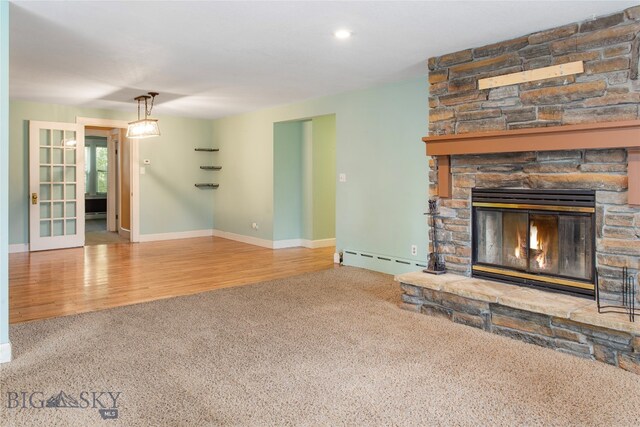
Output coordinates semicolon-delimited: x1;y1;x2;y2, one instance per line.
471;189;596;298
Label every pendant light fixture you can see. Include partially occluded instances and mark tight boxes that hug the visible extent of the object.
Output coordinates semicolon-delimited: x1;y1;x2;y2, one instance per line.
127;92;160;139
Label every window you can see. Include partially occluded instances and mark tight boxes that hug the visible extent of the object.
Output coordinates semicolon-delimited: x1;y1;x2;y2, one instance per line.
85;138;108;196
96;146;108;193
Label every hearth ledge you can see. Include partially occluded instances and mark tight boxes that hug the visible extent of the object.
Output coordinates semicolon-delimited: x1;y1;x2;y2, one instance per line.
395;271;640;335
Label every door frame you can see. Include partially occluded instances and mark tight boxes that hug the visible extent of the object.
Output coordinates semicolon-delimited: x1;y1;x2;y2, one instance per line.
106;129;118;232
85;128;115;231
76;117;140;243
116;128;131;240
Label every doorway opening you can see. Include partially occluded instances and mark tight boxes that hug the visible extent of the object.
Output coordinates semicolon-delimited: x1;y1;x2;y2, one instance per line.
77;117;139;245
84;127;130;245
273;114;336;248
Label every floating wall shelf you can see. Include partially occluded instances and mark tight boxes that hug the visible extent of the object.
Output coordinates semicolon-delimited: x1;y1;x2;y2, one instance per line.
196;147;221;189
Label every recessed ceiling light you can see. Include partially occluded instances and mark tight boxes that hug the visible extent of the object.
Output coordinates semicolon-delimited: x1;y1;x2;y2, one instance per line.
334;29;352;40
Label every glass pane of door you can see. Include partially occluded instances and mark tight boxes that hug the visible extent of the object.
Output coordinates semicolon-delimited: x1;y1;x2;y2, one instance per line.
475;209;528;270
529;214;559;275
476;210;503;265
558;215;593;280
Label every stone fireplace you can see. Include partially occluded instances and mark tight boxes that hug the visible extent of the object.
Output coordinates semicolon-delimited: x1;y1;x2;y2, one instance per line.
397;6;640;375
423;6;640;305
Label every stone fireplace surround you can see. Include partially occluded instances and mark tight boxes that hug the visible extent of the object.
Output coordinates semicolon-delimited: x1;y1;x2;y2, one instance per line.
397;137;640;374
399;6;640;374
426;135;639;305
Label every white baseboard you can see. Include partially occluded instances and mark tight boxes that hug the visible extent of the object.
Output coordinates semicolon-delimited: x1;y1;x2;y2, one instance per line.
212;230;335;250
305;238;336;249
138;229;214;243
0;342;12;364
212;229;273;248
272;239;303;249
273;238;336;249
9;244;29;253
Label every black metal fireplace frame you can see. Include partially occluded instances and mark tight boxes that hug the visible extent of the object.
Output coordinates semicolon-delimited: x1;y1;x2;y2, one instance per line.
471;188;597;299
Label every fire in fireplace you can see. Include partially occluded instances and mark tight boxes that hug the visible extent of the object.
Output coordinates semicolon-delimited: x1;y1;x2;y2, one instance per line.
472;189;595;298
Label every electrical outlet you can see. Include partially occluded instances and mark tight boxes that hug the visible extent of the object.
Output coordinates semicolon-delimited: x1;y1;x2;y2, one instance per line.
252;222;258;230
411;245;418;256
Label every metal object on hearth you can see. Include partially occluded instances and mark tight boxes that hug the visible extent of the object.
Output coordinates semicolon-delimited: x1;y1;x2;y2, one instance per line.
596;267;638;322
423;198;446;275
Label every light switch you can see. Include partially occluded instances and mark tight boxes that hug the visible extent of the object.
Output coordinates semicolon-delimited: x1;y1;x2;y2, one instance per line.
339;173;346;183
140;167;146;175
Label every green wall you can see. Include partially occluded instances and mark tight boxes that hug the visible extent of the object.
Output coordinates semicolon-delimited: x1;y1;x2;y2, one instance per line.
9;101;215;244
213;77;429;274
273;115;336;242
301;121;313;240
273;120;303;240
310;114;336;241
1;0;10;350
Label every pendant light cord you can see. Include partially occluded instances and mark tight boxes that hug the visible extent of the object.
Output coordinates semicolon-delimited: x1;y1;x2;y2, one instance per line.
146;95;155;117
134;92;158;120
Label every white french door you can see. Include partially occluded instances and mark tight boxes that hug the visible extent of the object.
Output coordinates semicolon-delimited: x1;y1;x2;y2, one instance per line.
29;121;85;251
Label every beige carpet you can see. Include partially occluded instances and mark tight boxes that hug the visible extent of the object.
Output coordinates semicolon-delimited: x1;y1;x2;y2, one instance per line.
1;267;639;426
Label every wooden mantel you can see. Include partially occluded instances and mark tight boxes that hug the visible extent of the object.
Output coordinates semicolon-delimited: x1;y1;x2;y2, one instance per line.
423;120;640;205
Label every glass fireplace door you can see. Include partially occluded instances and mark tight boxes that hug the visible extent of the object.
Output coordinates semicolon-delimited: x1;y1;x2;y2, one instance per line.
476;210;528;270
528;214;559;275
474;209;594;286
471;188;596;297
558;215;593;281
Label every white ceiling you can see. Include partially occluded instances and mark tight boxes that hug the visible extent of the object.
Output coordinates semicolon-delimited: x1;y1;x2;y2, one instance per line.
9;1;638;119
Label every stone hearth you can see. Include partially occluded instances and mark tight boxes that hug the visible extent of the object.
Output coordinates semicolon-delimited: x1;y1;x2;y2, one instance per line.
396;272;640;374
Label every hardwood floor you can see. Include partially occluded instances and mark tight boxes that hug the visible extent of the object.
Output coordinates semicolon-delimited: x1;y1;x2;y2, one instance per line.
9;237;336;324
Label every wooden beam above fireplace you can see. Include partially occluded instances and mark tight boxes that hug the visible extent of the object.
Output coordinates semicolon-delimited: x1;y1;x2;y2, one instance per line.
423;120;640;156
423;120;640;205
